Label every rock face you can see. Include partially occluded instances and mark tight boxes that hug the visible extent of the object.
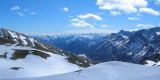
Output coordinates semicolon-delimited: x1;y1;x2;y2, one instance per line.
33;27;160;64
0;28;93;79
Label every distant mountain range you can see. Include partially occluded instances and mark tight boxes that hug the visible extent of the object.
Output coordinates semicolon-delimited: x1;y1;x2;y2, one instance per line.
33;27;160;65
0;28;92;79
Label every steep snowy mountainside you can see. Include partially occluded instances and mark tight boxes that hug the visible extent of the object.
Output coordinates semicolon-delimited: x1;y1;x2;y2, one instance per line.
6;61;160;80
0;28;93;79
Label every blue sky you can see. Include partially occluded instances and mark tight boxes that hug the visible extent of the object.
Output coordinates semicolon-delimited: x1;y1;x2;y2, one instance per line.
0;0;160;34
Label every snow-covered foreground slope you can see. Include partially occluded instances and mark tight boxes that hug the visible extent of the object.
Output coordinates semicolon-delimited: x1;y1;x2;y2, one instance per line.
6;61;160;80
0;45;80;79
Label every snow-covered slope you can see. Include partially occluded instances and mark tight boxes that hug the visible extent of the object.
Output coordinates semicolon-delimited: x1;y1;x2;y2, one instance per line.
5;61;160;80
0;28;93;79
0;48;80;79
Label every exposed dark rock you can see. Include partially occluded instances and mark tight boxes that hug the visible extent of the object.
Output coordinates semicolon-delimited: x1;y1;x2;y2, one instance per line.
10;67;24;70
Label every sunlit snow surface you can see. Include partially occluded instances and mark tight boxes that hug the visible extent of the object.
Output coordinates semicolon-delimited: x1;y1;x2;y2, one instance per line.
3;61;160;80
0;45;80;79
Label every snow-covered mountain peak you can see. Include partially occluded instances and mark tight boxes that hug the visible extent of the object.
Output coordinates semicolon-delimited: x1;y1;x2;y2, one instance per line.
0;28;36;47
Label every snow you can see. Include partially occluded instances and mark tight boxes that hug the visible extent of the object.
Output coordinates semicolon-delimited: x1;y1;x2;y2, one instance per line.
128;52;133;55
29;37;35;46
144;60;156;66
121;34;128;39
0;44;80;79
7;31;29;45
19;35;28;45
78;54;87;58
0;44;34;59
4;61;160;80
8;31;18;38
7;31;36;46
156;32;160;35
144;60;160;66
34;40;47;49
156;61;160;66
0;44;17;58
0;30;83;79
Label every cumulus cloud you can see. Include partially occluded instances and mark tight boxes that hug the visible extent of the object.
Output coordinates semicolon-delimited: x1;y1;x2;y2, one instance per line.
62;7;69;12
71;18;94;28
128;17;139;20
101;24;109;28
77;13;102;21
70;13;102;29
64;29;118;34
96;0;148;13
110;11;121;16
11;6;36;16
71;18;80;22
96;0;160;16
11;6;20;11
139;8;160;16
137;24;154;28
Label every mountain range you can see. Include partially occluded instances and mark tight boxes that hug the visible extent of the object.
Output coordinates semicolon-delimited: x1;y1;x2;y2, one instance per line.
33;27;160;65
1;27;160;80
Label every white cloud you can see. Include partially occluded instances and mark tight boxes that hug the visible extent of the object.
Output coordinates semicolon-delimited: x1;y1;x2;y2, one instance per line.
101;24;109;28
69;16;74;18
11;6;36;16
137;24;154;28
64;29;118;34
70;13;102;29
139;8;160;16
128;17;139;20
11;6;20;11
96;0;160;16
110;11;121;16
62;7;69;12
17;12;25;16
71;18;94;28
78;13;102;21
71;18;80;22
96;0;148;13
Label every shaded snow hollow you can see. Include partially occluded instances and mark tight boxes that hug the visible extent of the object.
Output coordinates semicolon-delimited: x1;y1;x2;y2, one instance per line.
3;61;160;80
